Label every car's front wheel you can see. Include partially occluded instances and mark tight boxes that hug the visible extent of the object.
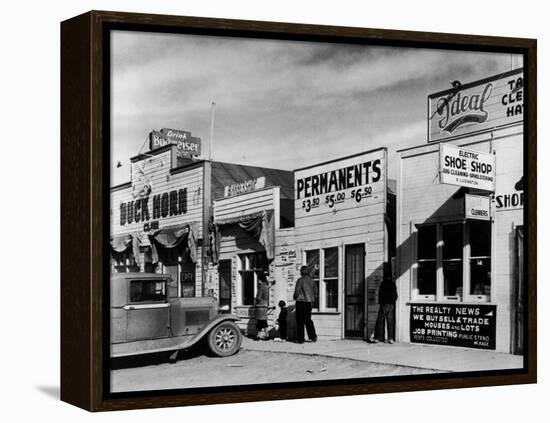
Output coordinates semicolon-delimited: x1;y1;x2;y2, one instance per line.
207;321;242;357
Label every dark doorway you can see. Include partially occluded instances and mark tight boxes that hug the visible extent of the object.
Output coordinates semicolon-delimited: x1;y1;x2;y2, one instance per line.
219;259;232;310
345;244;365;338
513;226;524;355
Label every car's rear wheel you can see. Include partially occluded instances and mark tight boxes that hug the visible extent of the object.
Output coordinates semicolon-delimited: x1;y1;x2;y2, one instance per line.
207;321;242;357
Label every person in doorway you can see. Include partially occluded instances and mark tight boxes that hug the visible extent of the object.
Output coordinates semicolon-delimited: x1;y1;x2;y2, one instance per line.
293;266;317;343
254;273;270;340
371;263;398;344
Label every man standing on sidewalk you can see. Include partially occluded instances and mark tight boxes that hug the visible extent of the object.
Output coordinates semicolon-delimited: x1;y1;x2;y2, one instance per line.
371;264;398;343
293;266;317;344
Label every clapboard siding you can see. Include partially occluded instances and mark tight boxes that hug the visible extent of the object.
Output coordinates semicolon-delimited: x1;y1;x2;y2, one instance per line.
111;149;205;238
293;149;389;339
397;122;524;353
214;187;278;222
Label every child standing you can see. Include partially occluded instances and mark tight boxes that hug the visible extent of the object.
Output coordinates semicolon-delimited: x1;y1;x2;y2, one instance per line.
277;300;288;341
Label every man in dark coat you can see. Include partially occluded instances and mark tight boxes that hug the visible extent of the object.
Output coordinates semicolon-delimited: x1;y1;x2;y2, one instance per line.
372;264;398;343
293;266;317;343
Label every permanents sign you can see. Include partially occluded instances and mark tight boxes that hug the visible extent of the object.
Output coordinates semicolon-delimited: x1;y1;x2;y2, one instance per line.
224;176;266;197
439;143;495;191
428;68;523;143
149;128;202;155
295;157;382;214
410;303;496;350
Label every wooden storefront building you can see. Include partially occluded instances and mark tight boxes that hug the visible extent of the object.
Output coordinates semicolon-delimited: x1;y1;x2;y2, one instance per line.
395;68;524;354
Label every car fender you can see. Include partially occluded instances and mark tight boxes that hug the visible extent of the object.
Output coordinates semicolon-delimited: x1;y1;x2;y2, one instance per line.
182;314;241;349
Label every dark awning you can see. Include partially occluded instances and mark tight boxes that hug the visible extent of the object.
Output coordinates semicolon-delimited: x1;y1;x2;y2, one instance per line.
214;210;275;261
110;233;141;265
148;224;197;264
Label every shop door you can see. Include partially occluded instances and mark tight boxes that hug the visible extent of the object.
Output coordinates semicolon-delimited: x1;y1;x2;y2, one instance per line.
345;244;365;338
513;226;524;355
219;260;232;309
164;263;179;298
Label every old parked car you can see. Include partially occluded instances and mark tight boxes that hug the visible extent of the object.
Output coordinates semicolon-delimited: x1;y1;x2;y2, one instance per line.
111;272;242;359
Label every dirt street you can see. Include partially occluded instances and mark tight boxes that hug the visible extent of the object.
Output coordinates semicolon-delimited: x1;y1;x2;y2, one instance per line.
110;349;434;392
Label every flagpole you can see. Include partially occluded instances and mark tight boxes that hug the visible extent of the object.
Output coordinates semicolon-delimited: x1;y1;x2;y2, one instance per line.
209;101;216;161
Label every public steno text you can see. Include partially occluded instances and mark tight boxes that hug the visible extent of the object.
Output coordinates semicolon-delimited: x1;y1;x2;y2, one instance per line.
297;159;381;199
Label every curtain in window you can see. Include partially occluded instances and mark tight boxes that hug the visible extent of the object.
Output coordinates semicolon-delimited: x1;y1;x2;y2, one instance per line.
214;210;275;261
148;224;197;264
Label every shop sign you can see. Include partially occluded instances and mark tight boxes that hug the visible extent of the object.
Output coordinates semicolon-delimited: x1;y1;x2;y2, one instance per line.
410;303;496;350
465;194;491;221
494;175;524;212
295;154;383;214
223;176;266;197
428;69;523;143
439;143;495;191
149;128;201;155
119;188;188;226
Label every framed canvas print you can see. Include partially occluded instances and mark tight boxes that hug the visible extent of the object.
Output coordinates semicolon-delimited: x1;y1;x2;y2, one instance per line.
60;10;537;411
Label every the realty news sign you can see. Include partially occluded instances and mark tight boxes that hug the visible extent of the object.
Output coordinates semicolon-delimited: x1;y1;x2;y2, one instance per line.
439;143;495;191
410;303;497;350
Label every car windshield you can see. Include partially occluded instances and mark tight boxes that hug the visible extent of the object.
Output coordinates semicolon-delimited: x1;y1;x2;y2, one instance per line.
129;280;167;302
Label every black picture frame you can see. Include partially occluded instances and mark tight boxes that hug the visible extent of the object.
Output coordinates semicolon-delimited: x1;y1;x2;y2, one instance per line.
60;10;537;411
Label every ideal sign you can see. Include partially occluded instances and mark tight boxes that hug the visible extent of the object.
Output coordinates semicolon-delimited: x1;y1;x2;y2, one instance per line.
149;128;201;155
465;194;491;221
439;143;495;191
224;176;266;197
428;68;523;143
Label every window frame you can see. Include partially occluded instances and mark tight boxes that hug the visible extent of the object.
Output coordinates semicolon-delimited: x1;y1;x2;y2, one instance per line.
128;279;168;304
415;224;437;301
237;252;268;306
302;246;341;313
113;248;140;273
413;220;492;304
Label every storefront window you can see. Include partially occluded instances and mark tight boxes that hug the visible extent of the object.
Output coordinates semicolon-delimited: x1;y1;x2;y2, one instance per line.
304;247;339;312
238;252;268;306
470;221;491;298
443;223;463;299
113;249;139;273
305;250;320;309
324;247;339;309
417;225;436;298
414;221;491;302
130;280;167;302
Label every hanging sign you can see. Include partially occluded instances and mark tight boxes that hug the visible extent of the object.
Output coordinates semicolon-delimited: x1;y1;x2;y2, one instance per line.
410;303;497;350
428;68;523;143
149;128;202;155
223;176;266;197
465;194;491;221
439;143;495;191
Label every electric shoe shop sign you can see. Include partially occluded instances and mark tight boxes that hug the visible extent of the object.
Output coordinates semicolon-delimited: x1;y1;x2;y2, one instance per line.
428;68;523;143
439;143;495;192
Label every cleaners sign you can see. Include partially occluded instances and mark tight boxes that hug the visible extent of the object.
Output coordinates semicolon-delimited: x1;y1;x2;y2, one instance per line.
465;194;491;221
428;68;523;143
439;143;495;191
410;303;497;350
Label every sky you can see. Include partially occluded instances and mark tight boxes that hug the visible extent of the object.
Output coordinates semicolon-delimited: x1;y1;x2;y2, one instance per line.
110;30;522;186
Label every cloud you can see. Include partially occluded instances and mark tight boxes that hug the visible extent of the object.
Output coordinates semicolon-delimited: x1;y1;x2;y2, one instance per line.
110;30;521;185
